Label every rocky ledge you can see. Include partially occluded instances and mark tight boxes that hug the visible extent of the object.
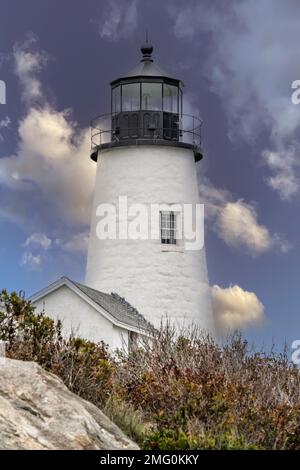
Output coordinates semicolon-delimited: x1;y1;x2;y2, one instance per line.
0;357;138;450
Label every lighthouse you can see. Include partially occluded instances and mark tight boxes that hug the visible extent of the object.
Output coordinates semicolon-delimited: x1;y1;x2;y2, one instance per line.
30;42;215;347
85;41;215;334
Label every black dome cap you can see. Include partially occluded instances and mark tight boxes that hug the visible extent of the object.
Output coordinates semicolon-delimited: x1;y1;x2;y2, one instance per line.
140;41;153;61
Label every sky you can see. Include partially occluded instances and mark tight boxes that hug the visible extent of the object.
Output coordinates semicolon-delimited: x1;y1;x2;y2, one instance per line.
0;0;299;352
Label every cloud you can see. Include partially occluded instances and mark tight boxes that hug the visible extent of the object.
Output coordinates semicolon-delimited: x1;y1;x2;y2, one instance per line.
24;232;52;250
0;37;95;277
0;106;95;228
21;232;51;271
262;146;300;200
0;116;10;129
199;179;289;255
0;52;10;70
211;284;265;333
20;230;89;272
0;37;96;232
98;0;138;41
13;34;48;105
55;231;89;253
170;0;300;199
21;252;42;271
0;116;11;142
217;201;271;255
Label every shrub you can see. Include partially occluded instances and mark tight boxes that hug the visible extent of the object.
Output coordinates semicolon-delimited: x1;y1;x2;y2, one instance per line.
1;289;300;450
114;326;300;449
0;289;115;409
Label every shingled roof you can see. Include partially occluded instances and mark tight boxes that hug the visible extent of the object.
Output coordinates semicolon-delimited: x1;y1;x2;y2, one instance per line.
71;279;153;333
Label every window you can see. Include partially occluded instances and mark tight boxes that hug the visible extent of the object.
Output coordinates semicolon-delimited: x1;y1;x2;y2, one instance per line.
141;83;162;110
112;86;121;113
160;211;176;245
122;83;140;111
163;84;178;113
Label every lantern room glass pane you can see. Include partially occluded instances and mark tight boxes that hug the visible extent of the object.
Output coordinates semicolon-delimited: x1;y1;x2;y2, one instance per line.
141;83;162;111
163;84;178;113
122;83;140;111
112;86;121;113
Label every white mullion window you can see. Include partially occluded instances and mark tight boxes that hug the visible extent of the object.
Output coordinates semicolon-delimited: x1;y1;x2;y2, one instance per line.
160;211;177;245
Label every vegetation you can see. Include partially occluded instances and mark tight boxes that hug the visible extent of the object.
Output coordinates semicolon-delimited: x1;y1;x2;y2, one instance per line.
1;289;300;450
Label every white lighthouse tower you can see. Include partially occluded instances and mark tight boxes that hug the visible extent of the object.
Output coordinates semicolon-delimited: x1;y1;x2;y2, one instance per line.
85;42;215;334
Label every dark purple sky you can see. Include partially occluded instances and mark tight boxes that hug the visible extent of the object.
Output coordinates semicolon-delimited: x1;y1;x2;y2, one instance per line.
0;0;300;350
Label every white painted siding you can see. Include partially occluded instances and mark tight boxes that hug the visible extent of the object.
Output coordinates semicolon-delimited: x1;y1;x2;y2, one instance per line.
32;285;129;350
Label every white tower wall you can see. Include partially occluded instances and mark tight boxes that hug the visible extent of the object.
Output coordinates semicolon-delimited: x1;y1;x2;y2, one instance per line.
86;144;215;334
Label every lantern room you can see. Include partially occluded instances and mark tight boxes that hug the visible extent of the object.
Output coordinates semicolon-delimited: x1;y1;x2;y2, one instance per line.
90;41;203;161
110;41;182;142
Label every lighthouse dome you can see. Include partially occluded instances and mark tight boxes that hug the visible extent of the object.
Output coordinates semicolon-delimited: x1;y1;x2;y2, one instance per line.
110;42;179;84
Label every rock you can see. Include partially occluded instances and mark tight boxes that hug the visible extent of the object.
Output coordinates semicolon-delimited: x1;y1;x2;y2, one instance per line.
0;358;139;450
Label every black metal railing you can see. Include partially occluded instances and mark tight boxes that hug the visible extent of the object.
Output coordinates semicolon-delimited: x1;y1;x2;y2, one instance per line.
90;112;202;152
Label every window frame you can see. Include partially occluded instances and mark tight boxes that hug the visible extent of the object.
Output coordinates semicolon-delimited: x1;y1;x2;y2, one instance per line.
111;86;121;114
160;211;177;245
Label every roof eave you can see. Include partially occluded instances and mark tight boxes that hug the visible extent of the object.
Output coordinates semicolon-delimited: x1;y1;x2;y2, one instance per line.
29;277;150;335
110;75;182;87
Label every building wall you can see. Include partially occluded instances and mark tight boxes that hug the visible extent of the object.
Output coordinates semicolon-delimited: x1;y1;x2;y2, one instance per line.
86;144;215;335
32;285;129;350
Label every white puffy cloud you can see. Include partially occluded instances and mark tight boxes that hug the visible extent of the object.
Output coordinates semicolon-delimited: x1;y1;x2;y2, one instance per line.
0;106;95;227
211;284;265;333
217;201;270;255
171;0;300;199
21;252;42;271
21;232;51;271
20;230;90;272
262;147;300;200
98;0;138;41
13;34;48;105
24;232;52;250
0;37;96;277
199;179;289;255
0;37;96;232
55;232;89;253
